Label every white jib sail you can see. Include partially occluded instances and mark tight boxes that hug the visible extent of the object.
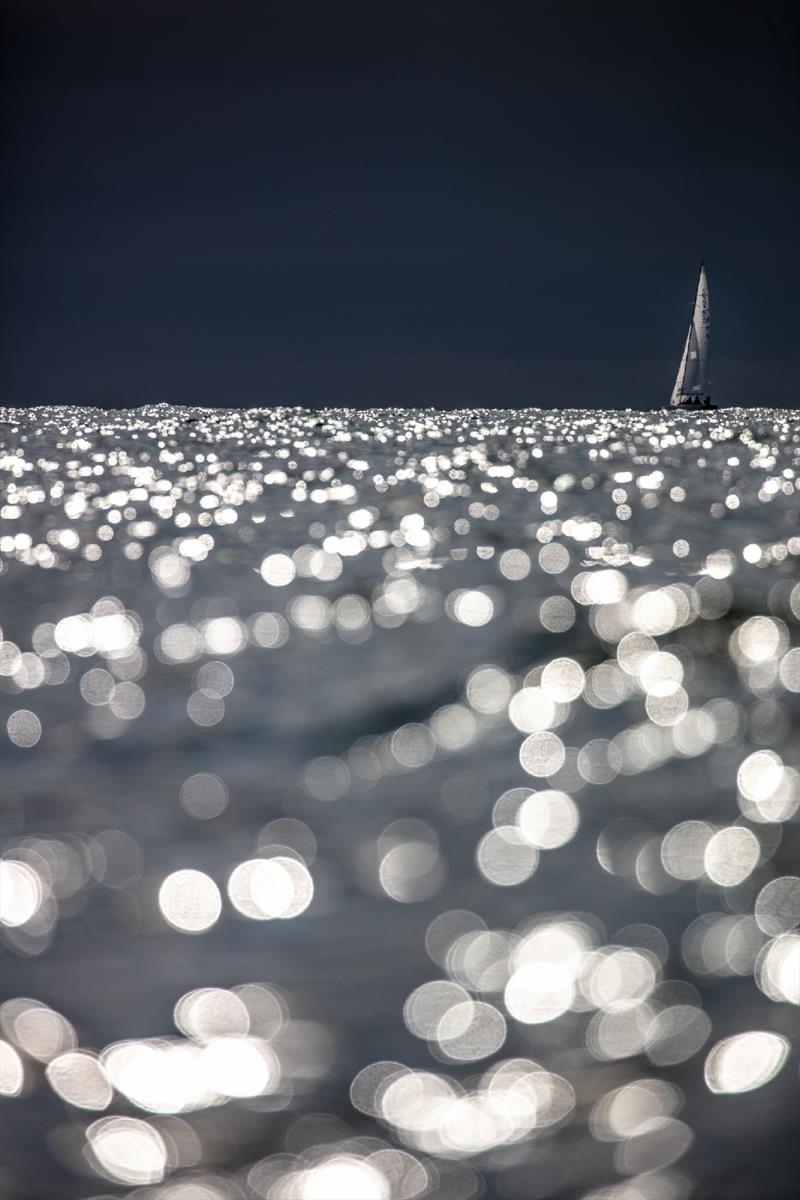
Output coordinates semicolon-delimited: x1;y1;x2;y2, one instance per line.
670;263;710;405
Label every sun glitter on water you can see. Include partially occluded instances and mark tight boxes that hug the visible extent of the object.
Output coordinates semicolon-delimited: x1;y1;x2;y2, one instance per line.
0;403;798;1200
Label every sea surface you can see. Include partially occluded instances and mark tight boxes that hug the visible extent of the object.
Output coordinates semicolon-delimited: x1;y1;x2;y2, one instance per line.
1;405;798;1200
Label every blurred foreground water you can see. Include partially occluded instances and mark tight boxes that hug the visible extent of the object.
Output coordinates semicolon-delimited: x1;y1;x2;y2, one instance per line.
0;405;798;1200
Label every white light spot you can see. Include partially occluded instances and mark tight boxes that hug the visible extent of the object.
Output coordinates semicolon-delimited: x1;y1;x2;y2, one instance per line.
538;543;570;574
476;827;539;886
517;790;580;849
87;1116;167;1185
519;731;565;778
541;657;585;702
754;876;800;936
6;709;41;748
179;772;229;820
301;1156;388;1200
260;553;296;586
703;827;760;887
0;1040;24;1096
452;589;495;627
704;1031;789;1094
46;1051;112;1110
0;860;44;926
435;999;507;1062
173;987;250;1040
756;934;800;1005
227;857;313;919
158;869;222;933
466;665;514;714
198;1036;278;1097
505;962;575;1024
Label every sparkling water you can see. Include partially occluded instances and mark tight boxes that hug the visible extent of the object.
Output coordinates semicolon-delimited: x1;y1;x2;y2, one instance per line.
1;405;798;1200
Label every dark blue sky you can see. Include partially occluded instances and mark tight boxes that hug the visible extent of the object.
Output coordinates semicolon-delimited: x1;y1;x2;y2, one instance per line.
2;0;798;409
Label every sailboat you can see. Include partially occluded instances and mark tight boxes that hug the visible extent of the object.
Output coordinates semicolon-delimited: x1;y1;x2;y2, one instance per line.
669;262;716;409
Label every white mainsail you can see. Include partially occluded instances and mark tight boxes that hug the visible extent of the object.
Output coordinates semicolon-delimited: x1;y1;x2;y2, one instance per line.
670;263;710;406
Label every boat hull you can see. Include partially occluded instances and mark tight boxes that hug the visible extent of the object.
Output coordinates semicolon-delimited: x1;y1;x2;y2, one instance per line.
668;400;718;411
